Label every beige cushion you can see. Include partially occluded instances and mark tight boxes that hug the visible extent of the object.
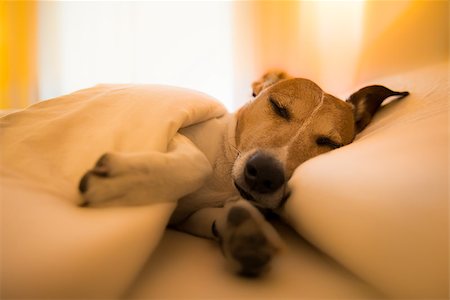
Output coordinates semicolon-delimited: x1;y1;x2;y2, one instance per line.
283;61;449;298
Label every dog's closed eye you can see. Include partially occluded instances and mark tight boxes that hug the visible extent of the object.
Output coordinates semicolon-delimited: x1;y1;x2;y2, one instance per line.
269;97;289;120
316;136;342;149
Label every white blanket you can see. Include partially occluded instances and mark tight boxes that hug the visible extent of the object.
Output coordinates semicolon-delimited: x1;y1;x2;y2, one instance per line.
0;84;226;298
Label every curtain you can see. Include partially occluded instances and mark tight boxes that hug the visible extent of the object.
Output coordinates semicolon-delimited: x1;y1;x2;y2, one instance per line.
232;0;448;104
356;0;449;82
231;0;366;103
1;0;448;110
0;1;38;109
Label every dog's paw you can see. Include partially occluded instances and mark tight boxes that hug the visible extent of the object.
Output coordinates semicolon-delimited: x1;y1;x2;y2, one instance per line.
78;134;213;207
219;201;283;276
78;152;146;207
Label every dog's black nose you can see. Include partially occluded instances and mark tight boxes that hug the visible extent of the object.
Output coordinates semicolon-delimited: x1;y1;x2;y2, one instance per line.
244;152;285;194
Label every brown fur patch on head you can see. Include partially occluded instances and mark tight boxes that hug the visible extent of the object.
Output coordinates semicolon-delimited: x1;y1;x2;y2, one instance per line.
235;78;356;180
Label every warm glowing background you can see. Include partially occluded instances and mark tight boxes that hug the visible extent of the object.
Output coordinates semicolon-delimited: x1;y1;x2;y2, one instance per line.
1;0;448;110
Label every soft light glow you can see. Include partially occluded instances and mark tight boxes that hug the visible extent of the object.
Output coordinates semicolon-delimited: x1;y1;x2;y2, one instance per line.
310;0;366;95
1;1;37;109
38;2;234;110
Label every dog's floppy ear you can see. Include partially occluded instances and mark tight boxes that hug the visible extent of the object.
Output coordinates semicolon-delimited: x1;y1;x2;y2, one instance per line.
252;70;292;97
346;85;409;133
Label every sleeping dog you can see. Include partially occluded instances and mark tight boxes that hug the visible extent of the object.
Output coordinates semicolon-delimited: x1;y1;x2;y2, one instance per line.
79;71;408;276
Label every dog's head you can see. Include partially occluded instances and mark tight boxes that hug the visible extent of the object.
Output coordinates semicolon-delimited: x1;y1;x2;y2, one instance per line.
231;72;408;209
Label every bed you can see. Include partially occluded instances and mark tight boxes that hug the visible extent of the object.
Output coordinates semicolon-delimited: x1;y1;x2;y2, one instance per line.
1;61;448;299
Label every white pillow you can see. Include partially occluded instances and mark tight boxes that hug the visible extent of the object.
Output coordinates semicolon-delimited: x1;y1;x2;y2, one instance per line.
283;61;449;298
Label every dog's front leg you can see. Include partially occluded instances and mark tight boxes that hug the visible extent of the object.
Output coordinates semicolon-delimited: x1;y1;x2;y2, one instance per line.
173;200;284;276
79;134;211;207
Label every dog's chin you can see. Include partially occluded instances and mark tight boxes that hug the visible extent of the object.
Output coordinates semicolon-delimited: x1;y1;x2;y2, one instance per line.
234;181;255;201
233;181;289;210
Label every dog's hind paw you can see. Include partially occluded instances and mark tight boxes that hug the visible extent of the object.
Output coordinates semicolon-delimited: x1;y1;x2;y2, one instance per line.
219;201;283;276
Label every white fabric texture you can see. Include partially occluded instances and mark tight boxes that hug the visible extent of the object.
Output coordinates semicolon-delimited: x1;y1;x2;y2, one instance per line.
0;84;226;298
283;61;449;298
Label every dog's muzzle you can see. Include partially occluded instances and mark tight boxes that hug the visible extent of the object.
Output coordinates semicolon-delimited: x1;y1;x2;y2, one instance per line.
233;151;289;209
244;152;285;194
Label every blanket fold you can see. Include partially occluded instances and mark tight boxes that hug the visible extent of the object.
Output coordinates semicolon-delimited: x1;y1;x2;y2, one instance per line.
0;84;226;298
